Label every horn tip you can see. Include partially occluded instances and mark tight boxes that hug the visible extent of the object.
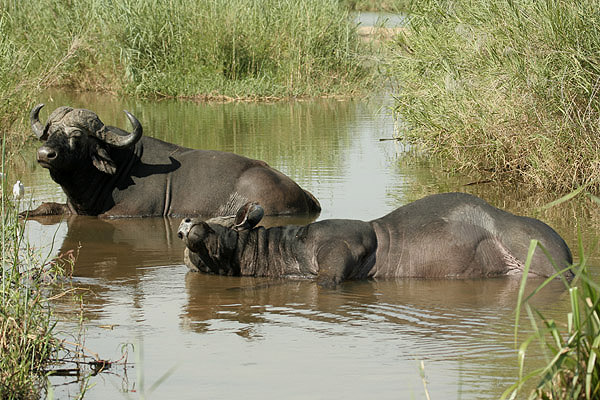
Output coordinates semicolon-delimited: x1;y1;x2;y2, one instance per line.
123;110;140;125
123;110;142;132
31;103;45;114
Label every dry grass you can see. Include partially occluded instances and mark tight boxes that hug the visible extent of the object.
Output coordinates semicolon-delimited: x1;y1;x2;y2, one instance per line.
387;0;600;194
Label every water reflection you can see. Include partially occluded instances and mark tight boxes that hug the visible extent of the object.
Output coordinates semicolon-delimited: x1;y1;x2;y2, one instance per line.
178;273;569;399
17;90;586;400
181;273;568;342
25;90;413;220
29;215;316;275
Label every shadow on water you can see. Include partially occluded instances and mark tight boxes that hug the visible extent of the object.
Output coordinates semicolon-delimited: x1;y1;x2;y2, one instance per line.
29;214;315;278
23;89;416;220
182;272;569;340
177;273;570;399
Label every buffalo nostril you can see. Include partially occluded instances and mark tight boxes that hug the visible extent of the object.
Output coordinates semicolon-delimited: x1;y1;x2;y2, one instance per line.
178;231;183;239
37;147;57;161
184;218;191;223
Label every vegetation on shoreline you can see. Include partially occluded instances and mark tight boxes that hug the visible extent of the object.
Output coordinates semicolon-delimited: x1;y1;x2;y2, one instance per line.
2;0;599;396
1;148;94;398
9;0;371;99
1;181;60;398
504;234;600;399
388;0;600;194
0;0;376;157
341;0;405;12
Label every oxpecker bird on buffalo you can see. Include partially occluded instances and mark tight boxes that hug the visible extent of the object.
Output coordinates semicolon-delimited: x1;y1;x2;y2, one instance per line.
178;192;573;287
24;104;320;218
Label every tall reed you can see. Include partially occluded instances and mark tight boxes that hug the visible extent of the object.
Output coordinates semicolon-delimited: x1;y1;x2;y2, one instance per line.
1;0;375;156
112;0;372;98
388;0;600;194
503;191;600;399
0;148;71;398
503;244;600;399
0;12;32;157
2;0;372;100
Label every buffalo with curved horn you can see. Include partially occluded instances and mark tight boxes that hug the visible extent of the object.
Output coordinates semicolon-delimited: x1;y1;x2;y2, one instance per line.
178;192;573;286
25;104;321;218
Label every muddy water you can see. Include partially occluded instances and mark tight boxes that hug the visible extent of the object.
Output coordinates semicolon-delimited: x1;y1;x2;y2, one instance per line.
17;91;597;399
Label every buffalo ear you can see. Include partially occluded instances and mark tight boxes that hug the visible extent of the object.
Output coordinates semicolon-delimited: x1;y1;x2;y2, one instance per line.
234;202;264;231
91;144;117;175
201;222;221;258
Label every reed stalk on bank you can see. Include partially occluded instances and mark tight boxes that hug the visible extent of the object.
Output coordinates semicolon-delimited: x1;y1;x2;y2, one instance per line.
388;0;600;195
1;184;50;398
2;0;371;99
504;243;600;399
503;190;600;399
0;142;81;398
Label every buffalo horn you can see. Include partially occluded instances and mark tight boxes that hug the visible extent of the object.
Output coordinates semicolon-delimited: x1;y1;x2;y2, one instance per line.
30;104;47;140
95;110;143;148
234;203;264;231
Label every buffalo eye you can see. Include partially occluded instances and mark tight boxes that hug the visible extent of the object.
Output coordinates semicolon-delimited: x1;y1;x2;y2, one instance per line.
67;129;84;149
69;129;83;138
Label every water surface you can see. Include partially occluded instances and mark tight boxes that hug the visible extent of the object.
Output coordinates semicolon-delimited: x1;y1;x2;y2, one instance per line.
17;90;596;399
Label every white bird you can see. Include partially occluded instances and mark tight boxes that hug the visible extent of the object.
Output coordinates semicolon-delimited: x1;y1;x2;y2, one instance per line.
13;180;24;200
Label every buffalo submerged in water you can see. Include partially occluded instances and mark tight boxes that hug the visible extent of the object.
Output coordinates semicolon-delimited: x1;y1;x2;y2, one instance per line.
24;104;320;218
178;192;573;286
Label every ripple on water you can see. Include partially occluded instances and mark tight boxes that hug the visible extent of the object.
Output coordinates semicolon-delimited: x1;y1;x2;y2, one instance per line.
21;91;580;400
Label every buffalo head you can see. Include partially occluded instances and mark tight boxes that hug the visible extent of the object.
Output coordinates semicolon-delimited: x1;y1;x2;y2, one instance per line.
178;202;264;249
30;104;142;176
178;203;264;273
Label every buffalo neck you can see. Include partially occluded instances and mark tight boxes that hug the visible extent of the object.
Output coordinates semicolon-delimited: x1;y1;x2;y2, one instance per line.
56;144;141;215
53;164;111;215
234;225;309;278
196;227;240;275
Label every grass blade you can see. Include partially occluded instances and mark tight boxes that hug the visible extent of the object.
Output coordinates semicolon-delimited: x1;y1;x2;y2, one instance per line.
514;239;538;347
537;186;588;211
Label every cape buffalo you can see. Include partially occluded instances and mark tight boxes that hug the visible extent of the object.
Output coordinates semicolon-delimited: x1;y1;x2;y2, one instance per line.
177;192;573;286
25;104;321;218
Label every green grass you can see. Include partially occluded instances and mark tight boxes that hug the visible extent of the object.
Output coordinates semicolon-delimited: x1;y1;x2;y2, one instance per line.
112;0;371;99
0;0;378;156
0;1;89;158
0;12;35;158
2;0;373;100
1;198;52;399
503;191;600;399
387;0;600;194
503;244;600;399
0;142;78;398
